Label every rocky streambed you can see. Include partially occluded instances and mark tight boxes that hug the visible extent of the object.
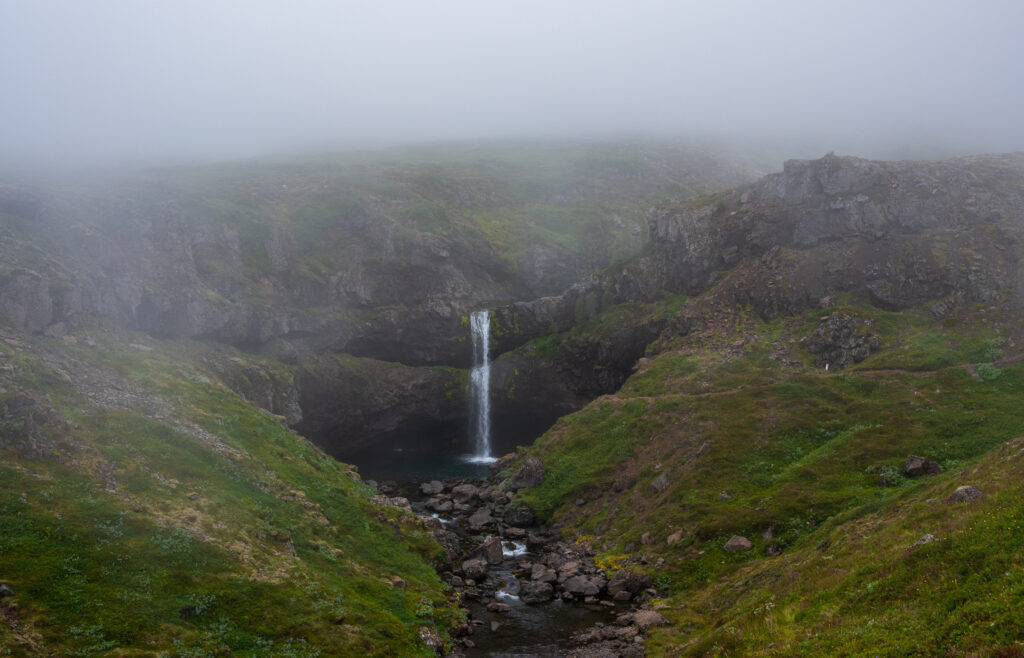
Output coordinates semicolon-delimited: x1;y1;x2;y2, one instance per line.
372;470;668;657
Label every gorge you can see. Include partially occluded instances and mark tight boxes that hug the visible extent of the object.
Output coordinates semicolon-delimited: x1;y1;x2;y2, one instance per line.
2;141;1024;656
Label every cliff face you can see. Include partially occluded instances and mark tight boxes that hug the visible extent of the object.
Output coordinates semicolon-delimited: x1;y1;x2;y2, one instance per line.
0;141;759;453
0;182;502;362
491;152;1024;347
474;152;1024;443
4;149;1022;454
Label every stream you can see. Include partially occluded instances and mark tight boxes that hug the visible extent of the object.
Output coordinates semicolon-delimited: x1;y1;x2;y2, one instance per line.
356;455;652;658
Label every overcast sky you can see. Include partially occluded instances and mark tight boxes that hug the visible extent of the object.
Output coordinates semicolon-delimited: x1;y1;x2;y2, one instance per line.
2;0;1023;167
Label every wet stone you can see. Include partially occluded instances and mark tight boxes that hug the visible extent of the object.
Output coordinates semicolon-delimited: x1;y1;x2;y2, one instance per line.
518;580;555;604
461;558;488;581
451;483;479;503
472;536;504;565
420;480;444;495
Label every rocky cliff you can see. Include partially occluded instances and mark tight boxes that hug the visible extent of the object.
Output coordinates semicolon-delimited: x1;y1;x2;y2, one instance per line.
0;141;760;454
5;148;1022;455
475;152;1024;449
491;152;1024;345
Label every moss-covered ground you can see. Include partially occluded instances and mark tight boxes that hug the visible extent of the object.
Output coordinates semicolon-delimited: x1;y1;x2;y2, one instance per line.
0;324;459;656
513;297;1024;655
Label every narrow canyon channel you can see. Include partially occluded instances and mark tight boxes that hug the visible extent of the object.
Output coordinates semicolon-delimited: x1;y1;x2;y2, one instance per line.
347;310;656;656
353;460;641;658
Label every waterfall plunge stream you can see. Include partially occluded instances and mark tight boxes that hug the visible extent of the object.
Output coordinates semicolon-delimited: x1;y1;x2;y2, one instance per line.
466;310;495;463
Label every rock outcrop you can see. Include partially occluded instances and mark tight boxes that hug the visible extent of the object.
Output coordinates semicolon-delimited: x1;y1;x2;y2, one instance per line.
949;485;984;503
807;313;881;369
489;153;1024;351
904;455;942;478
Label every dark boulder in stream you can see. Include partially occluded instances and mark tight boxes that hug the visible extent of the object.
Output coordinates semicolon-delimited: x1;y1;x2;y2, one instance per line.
518;581;555;604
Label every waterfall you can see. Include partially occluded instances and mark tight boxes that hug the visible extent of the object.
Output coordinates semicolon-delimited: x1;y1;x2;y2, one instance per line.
467;309;495;463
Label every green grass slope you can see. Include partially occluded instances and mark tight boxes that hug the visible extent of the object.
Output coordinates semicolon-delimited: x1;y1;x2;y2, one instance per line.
510;294;1024;656
0;322;458;656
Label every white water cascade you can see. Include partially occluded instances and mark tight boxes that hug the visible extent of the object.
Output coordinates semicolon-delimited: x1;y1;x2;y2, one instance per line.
467;310;495;463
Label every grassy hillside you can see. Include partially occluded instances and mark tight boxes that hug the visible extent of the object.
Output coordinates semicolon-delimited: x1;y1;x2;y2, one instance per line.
510;292;1024;655
0;321;459;656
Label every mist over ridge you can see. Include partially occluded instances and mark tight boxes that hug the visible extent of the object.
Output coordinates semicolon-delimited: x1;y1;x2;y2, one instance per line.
3;0;1024;170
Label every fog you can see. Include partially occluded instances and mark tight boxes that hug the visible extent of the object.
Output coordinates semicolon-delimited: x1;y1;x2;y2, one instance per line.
3;0;1024;168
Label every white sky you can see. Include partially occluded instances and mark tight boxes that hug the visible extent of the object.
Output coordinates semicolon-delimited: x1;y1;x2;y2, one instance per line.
2;0;1023;166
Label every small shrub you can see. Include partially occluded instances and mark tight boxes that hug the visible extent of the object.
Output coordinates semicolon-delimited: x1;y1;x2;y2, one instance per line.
595;553;629;573
414;597;434;619
653;573;675;593
976;363;1002;381
867;464;908;487
65;625;116;656
974;337;1005;362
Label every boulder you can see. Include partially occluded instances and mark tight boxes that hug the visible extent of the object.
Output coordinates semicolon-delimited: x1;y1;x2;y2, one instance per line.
451;483;479;503
0;584;13;598
419;515;444;533
562;574;606;597
418;626;444;650
420;480;444;495
666;529;684;545
632;609;669;630
425;496;452;513
508;456;544;489
503;505;536;527
948;485;984;503
461;558;488;581
486;601;511;613
543;553;565;569
649;471;670;493
723;535;753;552
557;561;582;581
518;581;555;604
531;563;557;583
911;533;936;548
607;569;652;600
527;531;556;549
904;455;942;477
467;507;493;530
472;536;504;565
